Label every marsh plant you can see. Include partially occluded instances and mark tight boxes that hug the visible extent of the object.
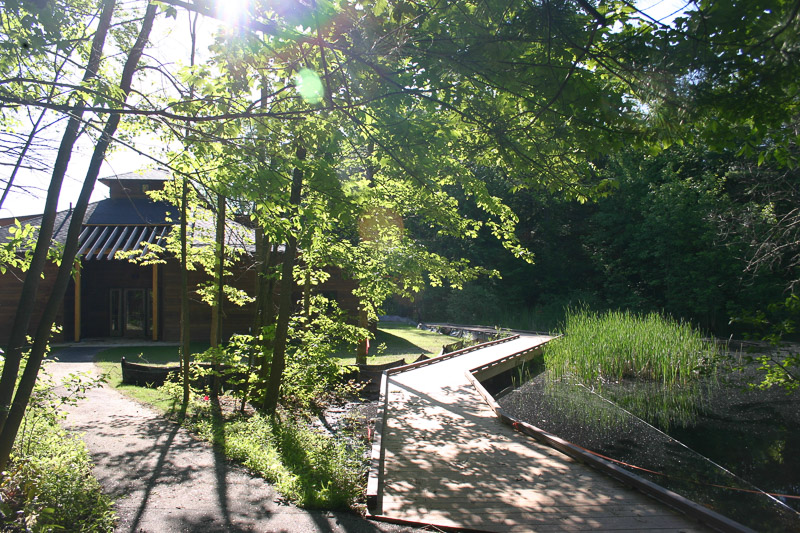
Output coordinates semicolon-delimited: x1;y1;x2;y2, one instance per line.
544;308;722;428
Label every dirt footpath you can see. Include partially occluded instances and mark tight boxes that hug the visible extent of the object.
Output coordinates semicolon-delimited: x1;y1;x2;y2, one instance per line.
49;347;420;533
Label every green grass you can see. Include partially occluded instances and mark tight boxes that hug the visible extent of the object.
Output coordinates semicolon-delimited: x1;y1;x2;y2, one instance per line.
188;407;365;510
334;323;455;365
94;342;209;366
94;324;453;370
545;308;719;386
94;342;208;414
543;308;721;428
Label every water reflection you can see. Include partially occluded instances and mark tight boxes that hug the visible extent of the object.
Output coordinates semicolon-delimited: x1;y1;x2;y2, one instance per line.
497;369;800;532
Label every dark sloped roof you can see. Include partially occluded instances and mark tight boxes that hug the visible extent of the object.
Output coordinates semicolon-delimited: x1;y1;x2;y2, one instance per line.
0;198;262;256
0;203;98;245
86;198;173;225
189;216;257;254
78;224;171;260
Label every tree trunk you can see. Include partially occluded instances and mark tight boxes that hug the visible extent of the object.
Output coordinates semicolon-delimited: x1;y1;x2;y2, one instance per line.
303;269;311;319
209;191;225;397
262;144;305;416
0;0;116;437
356;140;376;366
252;227;265;333
210;191;225;347
252;78;276;402
180;10;199;410
254;232;273;363
180;175;191;407
356;308;369;365
0;2;156;471
256;235;277;406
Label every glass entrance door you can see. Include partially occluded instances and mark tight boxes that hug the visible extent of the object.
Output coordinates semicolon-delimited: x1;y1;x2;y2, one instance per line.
110;288;151;338
124;289;146;338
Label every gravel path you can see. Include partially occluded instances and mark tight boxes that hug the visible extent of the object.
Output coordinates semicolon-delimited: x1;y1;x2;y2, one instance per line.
49;347;421;533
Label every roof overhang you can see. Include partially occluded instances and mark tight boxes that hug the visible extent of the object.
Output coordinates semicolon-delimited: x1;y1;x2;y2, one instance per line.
77;225;170;260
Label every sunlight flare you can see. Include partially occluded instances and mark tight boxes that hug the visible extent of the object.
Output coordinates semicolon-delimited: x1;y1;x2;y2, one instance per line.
295;68;324;104
216;0;252;27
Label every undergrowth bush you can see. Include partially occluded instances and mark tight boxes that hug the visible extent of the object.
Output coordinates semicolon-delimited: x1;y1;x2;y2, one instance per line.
159;382;366;510
217;413;365;509
282;296;365;412
192;334;256;408
188;296;366;414
0;366;115;531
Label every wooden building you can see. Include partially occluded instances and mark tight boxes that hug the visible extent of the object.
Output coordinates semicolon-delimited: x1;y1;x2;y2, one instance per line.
0;169;358;344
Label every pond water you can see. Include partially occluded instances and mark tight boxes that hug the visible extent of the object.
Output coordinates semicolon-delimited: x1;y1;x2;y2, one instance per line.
494;363;800;532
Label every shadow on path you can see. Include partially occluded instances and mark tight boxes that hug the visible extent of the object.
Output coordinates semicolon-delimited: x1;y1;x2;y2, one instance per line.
127;407;184;533
49;347;420;533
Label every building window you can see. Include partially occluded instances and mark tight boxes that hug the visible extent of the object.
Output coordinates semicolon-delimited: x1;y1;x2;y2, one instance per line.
110;288;151;338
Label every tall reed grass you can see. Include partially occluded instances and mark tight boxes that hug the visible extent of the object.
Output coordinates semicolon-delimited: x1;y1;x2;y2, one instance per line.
543;308;721;428
545;308;719;386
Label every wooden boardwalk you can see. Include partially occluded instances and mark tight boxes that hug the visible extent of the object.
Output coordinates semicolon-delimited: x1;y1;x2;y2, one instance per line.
370;335;711;532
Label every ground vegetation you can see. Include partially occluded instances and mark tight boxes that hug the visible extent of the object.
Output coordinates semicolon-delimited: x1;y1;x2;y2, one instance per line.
1;0;800;508
0;362;114;531
93;323;448;510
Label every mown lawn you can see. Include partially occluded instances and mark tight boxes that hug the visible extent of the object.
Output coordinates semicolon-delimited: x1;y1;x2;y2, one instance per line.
93;342;208;412
333;323;454;365
93;324;454;371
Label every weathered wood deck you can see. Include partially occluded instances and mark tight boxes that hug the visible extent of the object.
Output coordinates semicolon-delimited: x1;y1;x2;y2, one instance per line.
369;335;712;532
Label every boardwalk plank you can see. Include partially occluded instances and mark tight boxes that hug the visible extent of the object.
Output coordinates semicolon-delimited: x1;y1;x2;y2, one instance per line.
375;335;711;532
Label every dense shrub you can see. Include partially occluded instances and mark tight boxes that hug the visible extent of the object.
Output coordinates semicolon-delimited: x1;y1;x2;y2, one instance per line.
444;284;502;324
188;296;365;413
0;371;115;531
282;296;365;412
413;148;791;336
